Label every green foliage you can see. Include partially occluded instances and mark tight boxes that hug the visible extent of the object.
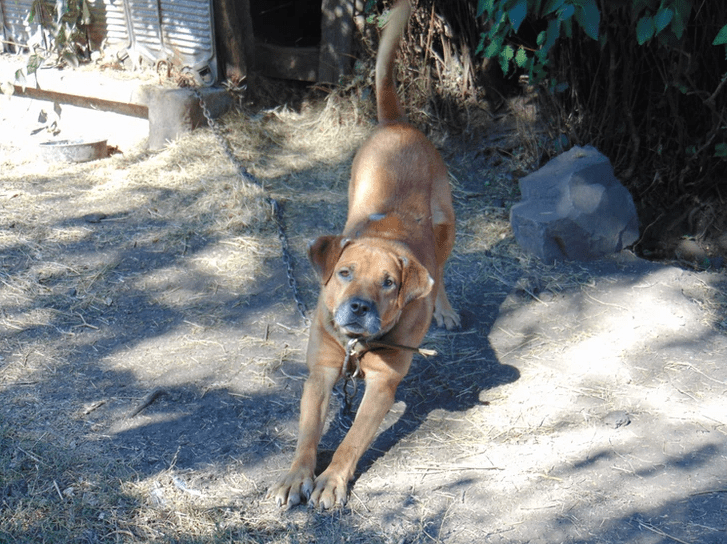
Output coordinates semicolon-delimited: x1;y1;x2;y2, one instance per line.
714;23;727;46
476;0;600;82
545;0;726;212
632;0;691;44
476;0;724;85
15;0;90;84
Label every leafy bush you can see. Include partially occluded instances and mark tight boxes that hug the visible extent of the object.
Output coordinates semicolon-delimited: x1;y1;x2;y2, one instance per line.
476;0;601;84
476;0;727;231
18;0;90;81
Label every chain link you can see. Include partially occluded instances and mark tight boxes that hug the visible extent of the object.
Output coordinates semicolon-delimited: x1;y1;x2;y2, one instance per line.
193;88;310;325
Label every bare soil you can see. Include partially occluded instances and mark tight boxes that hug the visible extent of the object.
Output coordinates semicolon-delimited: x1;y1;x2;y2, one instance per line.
1;80;726;543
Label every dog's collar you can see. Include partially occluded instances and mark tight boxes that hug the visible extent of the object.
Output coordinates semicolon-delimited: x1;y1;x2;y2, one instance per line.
342;337;437;380
341;337;436;409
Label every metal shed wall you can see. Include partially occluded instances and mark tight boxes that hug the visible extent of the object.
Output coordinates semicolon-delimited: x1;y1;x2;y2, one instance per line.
1;0;217;85
86;0;132;51
1;0;39;51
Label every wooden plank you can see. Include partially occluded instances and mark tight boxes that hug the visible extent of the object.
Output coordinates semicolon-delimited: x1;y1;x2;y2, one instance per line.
254;42;319;82
318;0;354;84
13;85;149;118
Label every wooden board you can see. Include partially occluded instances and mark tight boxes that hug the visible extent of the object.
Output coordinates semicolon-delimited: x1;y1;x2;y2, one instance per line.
318;0;354;84
254;42;320;82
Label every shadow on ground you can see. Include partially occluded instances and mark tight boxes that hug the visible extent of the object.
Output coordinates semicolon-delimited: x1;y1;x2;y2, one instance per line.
2;122;726;543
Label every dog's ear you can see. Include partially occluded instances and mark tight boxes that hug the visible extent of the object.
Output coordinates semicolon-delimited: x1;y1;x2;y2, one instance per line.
308;236;350;284
398;256;434;307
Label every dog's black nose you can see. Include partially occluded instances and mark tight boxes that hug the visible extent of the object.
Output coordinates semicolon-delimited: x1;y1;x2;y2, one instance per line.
348;298;371;316
335;297;381;336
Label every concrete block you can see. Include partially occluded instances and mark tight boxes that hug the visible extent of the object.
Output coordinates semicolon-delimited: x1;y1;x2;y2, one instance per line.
143;86;233;150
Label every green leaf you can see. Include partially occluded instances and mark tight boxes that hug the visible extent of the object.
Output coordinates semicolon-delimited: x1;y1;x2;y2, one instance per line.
515;46;529;67
670;12;685;39
502;44;515;62
14;68;27;91
476;34;486;55
670;0;691;39
715;143;727;158
499;56;509;75
542;17;560;55
558;4;575;21
714;24;727;46
490;7;508;35
530;63;547;83
636;15;655;45
543;0;565;16
508;0;528;33
477;0;495;18
27;54;43;75
484;41;502;59
574;0;600;40
653;7;673;35
500;45;515;74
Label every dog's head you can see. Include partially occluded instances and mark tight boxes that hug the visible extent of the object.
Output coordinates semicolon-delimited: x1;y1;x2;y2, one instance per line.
308;236;433;339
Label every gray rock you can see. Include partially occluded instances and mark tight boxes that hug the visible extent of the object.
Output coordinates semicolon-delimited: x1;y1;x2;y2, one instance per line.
510;146;639;263
603;410;631;429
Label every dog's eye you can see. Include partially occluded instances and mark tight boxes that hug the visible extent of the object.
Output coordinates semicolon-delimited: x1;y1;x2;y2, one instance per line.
383;277;396;289
338;268;352;280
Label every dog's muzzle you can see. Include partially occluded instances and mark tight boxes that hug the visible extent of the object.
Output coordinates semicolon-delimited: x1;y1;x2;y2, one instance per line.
334;297;381;337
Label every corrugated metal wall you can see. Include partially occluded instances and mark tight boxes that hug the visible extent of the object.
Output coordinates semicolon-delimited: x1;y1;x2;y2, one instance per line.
125;0;164;61
86;0;132;52
159;0;215;81
0;0;39;50
1;0;217;85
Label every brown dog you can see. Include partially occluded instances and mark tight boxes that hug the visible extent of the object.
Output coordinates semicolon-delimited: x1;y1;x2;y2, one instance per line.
268;0;459;509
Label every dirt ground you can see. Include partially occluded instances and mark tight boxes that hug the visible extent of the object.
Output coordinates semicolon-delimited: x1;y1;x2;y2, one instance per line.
1;78;727;543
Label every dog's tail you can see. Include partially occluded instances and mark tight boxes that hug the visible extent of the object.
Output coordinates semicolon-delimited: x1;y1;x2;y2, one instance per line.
376;0;411;125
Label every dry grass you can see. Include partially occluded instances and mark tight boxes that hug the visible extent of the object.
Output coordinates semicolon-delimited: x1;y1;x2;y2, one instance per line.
3;72;726;544
3;81;493;543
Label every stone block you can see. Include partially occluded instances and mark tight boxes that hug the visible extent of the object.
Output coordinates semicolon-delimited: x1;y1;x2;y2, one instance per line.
142;86;233;150
510;145;639;262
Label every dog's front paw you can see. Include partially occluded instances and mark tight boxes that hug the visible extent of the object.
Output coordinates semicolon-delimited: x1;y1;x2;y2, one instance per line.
267;467;315;508
307;469;349;509
435;309;460;330
434;305;460;330
434;289;460;330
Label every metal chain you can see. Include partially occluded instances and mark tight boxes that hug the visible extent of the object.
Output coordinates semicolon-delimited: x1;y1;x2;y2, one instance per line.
341;338;362;410
193;88;310;325
190;88;369;421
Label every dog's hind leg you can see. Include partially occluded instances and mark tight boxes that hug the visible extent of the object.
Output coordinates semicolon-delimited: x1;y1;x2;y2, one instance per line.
431;185;460;330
